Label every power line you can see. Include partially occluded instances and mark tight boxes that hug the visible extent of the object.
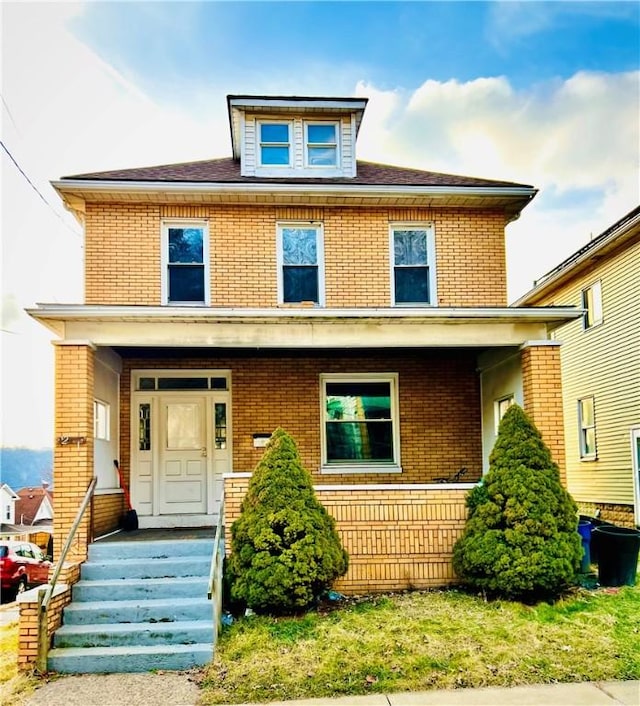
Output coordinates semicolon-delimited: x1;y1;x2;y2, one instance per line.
1;140;81;239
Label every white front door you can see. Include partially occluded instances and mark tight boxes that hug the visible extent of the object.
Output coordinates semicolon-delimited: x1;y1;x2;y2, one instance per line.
130;370;232;527
160;397;208;515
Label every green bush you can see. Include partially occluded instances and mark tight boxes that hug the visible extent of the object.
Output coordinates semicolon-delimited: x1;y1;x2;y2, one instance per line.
453;404;582;601
227;428;348;614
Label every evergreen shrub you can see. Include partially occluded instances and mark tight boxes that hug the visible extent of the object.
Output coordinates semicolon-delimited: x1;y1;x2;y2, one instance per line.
452;404;582;601
228;428;348;614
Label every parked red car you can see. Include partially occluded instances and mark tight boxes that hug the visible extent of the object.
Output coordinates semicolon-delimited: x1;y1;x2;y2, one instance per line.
0;540;51;600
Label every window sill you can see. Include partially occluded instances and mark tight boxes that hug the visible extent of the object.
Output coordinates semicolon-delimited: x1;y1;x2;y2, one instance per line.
580;455;598;462
320;465;403;475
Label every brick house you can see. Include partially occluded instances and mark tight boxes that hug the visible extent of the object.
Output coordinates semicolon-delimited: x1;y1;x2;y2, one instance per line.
517;206;640;528
29;94;581;594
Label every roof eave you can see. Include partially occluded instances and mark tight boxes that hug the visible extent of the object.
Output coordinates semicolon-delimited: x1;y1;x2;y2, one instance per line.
515;207;640;305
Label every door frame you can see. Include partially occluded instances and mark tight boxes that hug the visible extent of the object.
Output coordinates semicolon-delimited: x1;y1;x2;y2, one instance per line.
632;426;640;526
129;369;231;528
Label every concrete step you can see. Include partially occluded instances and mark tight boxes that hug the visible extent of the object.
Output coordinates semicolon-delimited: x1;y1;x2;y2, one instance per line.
72;576;208;602
88;538;214;561
47;643;213;674
53;619;214;648
81;556;210;581
62;597;211;625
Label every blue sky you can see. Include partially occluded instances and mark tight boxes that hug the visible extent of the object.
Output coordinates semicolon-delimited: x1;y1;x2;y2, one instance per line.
1;1;639;447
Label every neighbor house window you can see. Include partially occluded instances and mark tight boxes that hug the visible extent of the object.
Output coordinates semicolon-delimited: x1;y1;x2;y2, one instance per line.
391;225;436;305
320;373;401;473
94;399;110;441
278;223;324;304
163;221;209;304
495;394;514;433
305;122;338;166
578;397;597;459
259;122;291;166
582;281;603;329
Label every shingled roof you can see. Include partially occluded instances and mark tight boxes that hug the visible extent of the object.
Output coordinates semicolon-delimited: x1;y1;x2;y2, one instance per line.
62;157;533;190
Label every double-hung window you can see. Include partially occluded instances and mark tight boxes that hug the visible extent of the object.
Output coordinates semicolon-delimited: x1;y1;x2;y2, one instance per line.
391;225;436;305
278;223;324;304
94;399;110;441
578;397;597;459
321;373;401;473
305;122;338;166
259;122;291;166
582;281;603;329
163;221;208;305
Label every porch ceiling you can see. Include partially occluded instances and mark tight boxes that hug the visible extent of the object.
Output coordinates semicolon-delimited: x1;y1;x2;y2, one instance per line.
28;305;582;349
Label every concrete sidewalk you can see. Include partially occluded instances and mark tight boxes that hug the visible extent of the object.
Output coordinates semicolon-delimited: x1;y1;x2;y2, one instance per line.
22;677;639;706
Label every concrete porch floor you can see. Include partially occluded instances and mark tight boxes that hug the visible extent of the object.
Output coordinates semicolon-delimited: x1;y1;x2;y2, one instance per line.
93;527;216;543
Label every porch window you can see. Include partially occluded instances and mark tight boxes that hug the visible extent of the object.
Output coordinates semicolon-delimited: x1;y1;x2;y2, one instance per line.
162;221;209;305
582;281;603;329
494;394;514;433
578;397;597;459
391;224;436;305
320;373;401;474
94;400;110;441
278;223;324;304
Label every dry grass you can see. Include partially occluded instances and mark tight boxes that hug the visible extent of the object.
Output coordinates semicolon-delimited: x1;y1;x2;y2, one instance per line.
0;613;37;706
201;585;640;704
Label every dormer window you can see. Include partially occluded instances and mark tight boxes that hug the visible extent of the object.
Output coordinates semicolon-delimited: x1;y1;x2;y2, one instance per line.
259;122;291;166
305;123;338;167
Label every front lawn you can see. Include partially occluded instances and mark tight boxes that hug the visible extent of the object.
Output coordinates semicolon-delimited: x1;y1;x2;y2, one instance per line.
201;585;640;704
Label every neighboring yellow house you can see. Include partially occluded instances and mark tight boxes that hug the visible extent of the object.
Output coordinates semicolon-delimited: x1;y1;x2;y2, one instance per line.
28;94;581;593
517;206;640;528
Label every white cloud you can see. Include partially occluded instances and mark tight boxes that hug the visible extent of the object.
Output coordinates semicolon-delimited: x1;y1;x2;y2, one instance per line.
354;73;639;298
1;5;638;445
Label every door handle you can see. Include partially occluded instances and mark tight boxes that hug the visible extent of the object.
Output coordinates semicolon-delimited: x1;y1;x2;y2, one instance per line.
201;447;207;457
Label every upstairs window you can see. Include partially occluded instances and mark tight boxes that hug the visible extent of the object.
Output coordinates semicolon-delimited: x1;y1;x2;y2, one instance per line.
305;123;338;166
578;396;597;459
582;281;603;329
278;223;324;304
391;225;436;305
259;122;291;166
163;221;208;304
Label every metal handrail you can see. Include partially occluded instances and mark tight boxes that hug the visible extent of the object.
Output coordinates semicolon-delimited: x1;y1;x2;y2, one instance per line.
36;476;97;673
207;491;225;644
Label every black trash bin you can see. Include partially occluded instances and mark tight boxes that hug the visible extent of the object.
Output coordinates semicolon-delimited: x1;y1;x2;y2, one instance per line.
580;515;614;565
592;525;640;587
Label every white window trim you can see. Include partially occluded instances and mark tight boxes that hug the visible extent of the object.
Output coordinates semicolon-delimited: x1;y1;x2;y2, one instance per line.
303;121;340;169
389;223;437;306
581;280;603;330
319;372;402;475
257;119;293;168
276;222;325;306
494;394;514;434
161;220;210;306
94;399;110;441
578;396;597;461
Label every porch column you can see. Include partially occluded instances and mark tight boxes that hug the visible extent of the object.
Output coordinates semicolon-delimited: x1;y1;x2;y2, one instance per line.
53;341;96;561
520;340;566;485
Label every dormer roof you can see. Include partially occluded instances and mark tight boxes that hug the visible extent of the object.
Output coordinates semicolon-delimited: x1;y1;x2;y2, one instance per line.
227;94;368;160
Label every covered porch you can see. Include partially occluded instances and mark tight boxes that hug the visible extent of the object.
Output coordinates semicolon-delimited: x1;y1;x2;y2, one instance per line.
29;303;580;577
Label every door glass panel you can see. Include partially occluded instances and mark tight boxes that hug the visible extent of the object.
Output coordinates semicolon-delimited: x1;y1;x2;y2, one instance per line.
215;403;227;449
166;403;201;450
139;404;151;451
158;377;208;390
